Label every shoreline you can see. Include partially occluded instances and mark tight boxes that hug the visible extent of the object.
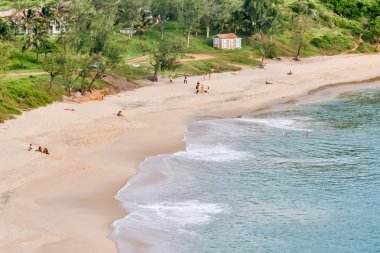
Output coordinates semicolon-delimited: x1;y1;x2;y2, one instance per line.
0;54;379;253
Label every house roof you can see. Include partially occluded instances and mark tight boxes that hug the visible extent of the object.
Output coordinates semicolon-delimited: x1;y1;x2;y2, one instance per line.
214;33;239;39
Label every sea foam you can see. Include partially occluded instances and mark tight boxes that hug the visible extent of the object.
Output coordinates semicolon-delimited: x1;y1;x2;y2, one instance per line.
237;117;312;131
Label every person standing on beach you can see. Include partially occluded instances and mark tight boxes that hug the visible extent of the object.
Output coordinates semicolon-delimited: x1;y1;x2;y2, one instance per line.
184;76;187;84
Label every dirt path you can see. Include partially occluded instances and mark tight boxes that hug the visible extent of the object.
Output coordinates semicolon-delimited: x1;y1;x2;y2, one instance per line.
341;34;363;55
125;53;215;65
125;55;150;64
177;53;214;62
0;72;47;78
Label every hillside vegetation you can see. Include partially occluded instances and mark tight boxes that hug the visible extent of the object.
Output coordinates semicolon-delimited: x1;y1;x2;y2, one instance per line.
0;0;379;121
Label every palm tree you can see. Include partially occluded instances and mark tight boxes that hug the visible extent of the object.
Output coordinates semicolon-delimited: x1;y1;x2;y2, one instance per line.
22;22;49;60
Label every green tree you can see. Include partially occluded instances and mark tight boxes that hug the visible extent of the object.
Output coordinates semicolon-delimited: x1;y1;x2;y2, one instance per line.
201;0;218;38
151;0;178;40
243;0;280;34
292;15;312;61
118;0;151;39
69;0;118;55
43;53;63;92
36;40;59;58
367;16;380;44
212;0;241;33
150;39;183;81
180;0;203;47
22;22;49;60
250;34;274;68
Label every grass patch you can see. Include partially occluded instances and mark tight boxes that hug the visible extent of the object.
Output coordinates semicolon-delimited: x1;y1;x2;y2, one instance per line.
0;75;62;122
310;32;354;54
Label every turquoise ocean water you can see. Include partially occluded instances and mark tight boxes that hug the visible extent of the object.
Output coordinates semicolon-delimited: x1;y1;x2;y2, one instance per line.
111;85;380;253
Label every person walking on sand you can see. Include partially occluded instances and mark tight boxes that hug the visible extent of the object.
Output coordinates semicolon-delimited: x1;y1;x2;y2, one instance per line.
184;76;188;84
195;83;200;94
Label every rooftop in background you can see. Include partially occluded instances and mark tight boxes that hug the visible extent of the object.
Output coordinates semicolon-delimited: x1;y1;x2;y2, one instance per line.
214;33;239;39
0;9;14;19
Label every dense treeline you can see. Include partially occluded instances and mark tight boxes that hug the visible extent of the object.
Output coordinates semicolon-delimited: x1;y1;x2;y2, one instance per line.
0;0;379;84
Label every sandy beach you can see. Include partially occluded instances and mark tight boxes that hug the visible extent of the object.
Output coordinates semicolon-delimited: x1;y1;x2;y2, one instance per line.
0;54;379;253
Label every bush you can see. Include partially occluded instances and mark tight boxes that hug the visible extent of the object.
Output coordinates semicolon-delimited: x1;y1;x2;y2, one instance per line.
310;32;354;53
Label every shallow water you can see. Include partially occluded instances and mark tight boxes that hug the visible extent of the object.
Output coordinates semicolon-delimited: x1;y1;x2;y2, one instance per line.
111;86;380;253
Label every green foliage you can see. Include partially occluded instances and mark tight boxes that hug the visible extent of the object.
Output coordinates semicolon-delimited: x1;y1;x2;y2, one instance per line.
0;75;61;122
35;41;59;57
0;19;8;39
0;41;12;72
322;0;379;20
289;0;317;14
310;32;354;53
150;38;184;79
244;0;280;34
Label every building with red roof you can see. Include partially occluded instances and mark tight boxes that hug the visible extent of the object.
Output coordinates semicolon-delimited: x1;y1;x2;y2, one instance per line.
213;33;242;49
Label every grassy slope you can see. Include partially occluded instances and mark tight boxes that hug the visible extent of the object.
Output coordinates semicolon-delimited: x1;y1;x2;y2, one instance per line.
0;75;58;122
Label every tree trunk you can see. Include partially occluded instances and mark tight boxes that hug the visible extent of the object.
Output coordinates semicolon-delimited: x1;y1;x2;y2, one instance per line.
153;63;160;81
48;74;56;92
260;54;265;68
206;26;210;39
160;21;164;41
88;75;97;91
294;36;303;61
129;21;134;40
186;32;190;48
80;76;86;94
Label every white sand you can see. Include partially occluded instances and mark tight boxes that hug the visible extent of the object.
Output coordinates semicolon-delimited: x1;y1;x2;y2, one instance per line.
0;54;379;253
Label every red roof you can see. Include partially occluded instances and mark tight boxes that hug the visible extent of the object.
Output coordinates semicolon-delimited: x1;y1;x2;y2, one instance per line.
214;33;238;39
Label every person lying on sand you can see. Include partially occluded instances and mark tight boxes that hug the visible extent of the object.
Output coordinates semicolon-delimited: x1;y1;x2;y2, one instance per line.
43;148;50;155
117;111;124;117
36;146;43;152
265;81;273;84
